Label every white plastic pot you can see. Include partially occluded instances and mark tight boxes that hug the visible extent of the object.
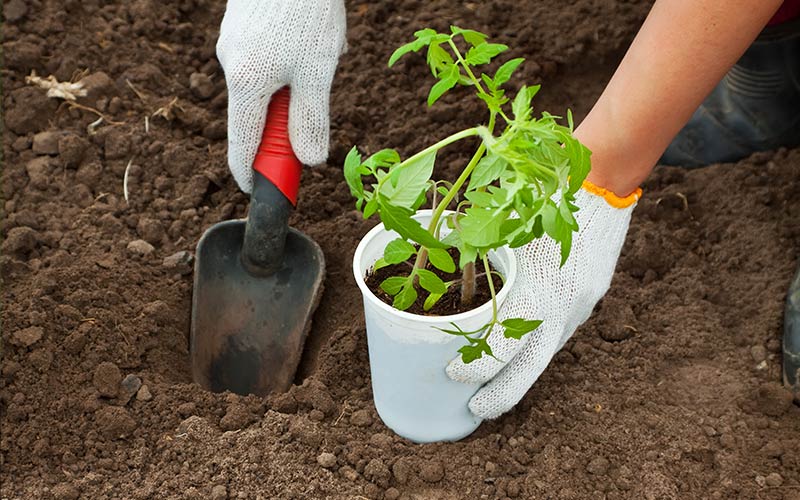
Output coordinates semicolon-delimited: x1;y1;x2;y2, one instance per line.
352;210;517;443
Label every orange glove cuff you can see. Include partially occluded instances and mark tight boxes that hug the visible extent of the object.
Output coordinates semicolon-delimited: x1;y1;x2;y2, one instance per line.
581;180;642;209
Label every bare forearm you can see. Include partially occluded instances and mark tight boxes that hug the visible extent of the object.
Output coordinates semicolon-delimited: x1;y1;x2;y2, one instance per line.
577;0;783;196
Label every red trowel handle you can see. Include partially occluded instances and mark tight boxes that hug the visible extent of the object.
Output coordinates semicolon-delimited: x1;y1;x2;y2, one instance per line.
252;87;302;206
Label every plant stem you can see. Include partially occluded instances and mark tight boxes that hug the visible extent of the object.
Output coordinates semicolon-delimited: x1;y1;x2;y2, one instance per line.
427;113;496;233
460;261;475;306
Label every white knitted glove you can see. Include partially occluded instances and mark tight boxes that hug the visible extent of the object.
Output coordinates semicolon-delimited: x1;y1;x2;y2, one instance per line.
447;183;642;419
216;0;346;193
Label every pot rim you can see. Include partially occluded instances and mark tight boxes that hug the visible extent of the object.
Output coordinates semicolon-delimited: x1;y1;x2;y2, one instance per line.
352;209;518;323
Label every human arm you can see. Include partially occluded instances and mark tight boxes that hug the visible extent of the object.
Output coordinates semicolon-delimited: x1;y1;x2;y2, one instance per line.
448;0;784;419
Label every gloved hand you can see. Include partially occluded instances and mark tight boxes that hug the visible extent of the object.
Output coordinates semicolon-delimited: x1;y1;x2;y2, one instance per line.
446;181;642;419
216;0;346;193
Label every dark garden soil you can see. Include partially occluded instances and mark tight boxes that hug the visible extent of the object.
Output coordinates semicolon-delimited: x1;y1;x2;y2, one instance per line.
2;1;800;499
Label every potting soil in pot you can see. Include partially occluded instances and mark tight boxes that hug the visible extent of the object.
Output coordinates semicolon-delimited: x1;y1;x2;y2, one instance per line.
2;0;800;498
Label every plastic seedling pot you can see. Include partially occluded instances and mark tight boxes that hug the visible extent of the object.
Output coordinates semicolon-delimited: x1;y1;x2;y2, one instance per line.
352;210;517;443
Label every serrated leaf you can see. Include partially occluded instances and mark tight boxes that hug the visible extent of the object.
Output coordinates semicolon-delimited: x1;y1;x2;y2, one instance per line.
493;58;524;87
451;26;488;47
427;42;454;76
416;269;447;294
465;43;508;65
501;318;542;339
388;29;437;67
428;64;459;106
364;149;401;170
393;283;418;310
458;338;493;364
380;276;407;295
343;147;363;201
459;207;508;248
423;292;444;312
427;247;455;273
382;150;435;208
383;238;416;264
467;153;508;191
464;190;494;207
378;197;447;249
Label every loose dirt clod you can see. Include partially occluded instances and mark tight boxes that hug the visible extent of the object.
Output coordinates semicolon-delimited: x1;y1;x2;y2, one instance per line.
93;362;122;398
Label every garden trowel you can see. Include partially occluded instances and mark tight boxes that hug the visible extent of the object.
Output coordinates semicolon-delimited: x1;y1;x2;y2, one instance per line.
190;87;325;396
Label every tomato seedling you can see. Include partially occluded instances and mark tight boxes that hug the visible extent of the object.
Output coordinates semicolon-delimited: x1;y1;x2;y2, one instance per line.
345;27;591;363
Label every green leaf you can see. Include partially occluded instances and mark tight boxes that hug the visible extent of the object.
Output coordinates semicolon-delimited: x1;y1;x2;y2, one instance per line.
383;238;416;264
427;248;455;273
416;269;447;294
382;150;436;208
493;58;524;87
380;276;407;295
378;197;447;249
451;26;488;47
459;207;507;248
393;283;418;310
364;149;401;170
343;147;364;200
501;318;543;339
423;292;444;312
467;153;508;192
388;29;437;67
464;190;494;207
427;43;454;76
465;43;508;65
458;338;493;364
428;64;459;106
363;197;378;219
372;257;390;272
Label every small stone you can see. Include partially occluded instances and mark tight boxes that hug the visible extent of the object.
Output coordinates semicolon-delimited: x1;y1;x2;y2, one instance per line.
94;362;122;398
765;473;783;487
340;465;359;482
32;131;66;155
317;452;337;469
26;156;56;189
220;403;253;431
95;406;137;439
177;402;196;417
755;475;766;487
2;226;38;255
136;218;165;244
751;345;767;363
189;72;215;100
118;374;142;405
59;134;89;168
586;457;610;475
12;326;43;348
3;0;28;22
485;461;497;474
163;251;194;274
12;136;31;151
52;482;80;500
350;409;373;427
136;384;153;401
363;458;390;487
211;485;227;500
419;460;445;483
127;239;155;256
78;72;116;105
